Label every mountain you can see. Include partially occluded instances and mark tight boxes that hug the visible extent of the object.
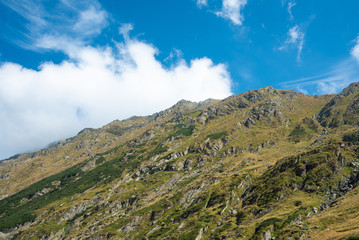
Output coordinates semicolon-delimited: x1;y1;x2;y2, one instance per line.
0;84;359;240
0;99;218;200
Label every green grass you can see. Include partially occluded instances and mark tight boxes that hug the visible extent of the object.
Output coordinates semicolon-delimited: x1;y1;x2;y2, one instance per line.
174;124;184;129
178;224;204;240
149;146;169;157
343;233;359;240
207;131;228;140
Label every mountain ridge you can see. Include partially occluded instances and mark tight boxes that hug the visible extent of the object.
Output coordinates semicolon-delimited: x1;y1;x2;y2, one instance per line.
0;97;219;199
1;83;359;240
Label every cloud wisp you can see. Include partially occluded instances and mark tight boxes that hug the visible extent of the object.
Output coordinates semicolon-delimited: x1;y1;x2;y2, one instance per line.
280;35;359;94
279;25;305;62
278;0;308;62
0;0;108;51
0;3;233;160
287;1;296;20
280;60;359;94
196;0;208;8
194;0;247;26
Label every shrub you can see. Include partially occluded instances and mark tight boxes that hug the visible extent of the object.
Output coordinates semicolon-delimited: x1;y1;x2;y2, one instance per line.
95;156;105;164
149;146;168;157
345;233;359;240
206;192;226;208
207;131;228;140
343;131;359;142
255;217;282;233
288;125;306;143
171;125;196;138
236;211;246;225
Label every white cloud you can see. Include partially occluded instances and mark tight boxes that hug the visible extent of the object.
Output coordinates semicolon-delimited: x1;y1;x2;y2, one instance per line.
351;36;359;64
279;25;305;62
196;0;208;7
216;0;248;26
0;36;232;159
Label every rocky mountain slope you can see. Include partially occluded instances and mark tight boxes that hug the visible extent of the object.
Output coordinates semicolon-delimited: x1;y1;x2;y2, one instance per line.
0;84;359;240
0;99;218;199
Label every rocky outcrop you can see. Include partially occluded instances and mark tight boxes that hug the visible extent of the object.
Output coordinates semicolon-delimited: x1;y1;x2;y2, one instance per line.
243;99;285;127
242;143;359;209
317;82;359;127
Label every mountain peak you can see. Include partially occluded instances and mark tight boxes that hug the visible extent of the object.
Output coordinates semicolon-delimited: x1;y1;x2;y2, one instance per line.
317;81;359;127
341;82;359;97
256;85;276;93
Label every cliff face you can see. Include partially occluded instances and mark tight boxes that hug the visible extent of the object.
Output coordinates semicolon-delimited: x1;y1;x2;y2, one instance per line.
1;83;359;240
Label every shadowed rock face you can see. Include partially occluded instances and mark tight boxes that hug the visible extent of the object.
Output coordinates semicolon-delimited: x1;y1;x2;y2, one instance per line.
317;82;359;128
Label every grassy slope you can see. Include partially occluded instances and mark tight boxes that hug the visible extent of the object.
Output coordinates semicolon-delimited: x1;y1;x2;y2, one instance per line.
307;185;359;240
0;116;153;198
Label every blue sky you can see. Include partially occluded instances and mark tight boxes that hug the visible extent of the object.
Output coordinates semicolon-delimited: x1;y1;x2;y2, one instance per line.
0;0;359;159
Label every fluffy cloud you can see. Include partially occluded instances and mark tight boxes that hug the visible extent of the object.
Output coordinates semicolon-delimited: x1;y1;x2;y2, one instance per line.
215;0;248;26
351;36;359;64
0;35;232;159
0;0;233;159
279;25;305;62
